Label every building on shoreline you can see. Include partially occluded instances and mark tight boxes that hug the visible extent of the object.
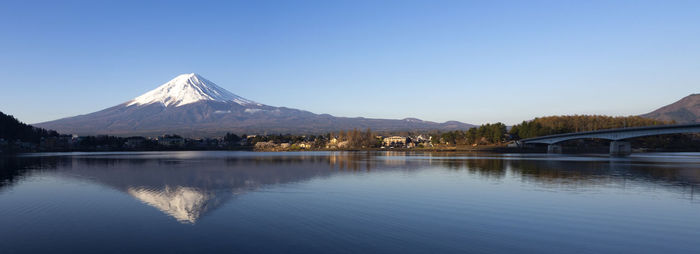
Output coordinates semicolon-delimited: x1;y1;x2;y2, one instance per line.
383;136;408;147
158;135;185;147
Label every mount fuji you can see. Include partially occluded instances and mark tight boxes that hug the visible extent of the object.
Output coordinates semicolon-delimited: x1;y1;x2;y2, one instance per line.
35;73;474;137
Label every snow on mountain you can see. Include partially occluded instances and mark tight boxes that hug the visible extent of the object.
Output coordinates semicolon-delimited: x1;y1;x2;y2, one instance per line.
127;73;259;107
127;186;222;224
34;73;475;136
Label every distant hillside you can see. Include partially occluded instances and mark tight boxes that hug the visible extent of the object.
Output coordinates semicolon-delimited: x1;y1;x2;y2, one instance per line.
0;111;58;143
642;94;700;124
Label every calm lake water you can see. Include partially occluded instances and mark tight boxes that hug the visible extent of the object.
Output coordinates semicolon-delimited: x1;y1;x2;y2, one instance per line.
1;151;699;253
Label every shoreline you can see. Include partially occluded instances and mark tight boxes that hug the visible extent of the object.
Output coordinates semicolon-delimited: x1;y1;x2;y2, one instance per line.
4;145;699;155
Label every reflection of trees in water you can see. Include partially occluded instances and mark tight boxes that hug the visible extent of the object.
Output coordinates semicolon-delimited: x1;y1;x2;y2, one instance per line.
610;161;700;187
511;160;616;190
3;154;700;192
0;153;391;191
2;153;700;219
0;156;60;189
0;153;419;223
439;159;507;179
433;157;700;195
76;157;151;167
514;159;700;189
329;152;376;172
221;152;384;172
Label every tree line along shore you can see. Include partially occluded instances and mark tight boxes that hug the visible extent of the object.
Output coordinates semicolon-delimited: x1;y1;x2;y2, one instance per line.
2;111;698;153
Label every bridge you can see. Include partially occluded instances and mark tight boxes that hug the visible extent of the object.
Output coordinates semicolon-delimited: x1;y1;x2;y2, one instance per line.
519;123;700;155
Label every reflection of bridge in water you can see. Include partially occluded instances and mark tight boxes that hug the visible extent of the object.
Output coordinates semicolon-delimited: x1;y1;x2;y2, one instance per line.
520;124;700;155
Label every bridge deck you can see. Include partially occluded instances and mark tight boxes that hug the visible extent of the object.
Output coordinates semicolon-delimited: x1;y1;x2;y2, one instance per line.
520;123;700;144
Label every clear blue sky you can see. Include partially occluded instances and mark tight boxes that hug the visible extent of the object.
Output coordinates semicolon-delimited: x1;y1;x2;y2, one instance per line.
1;0;698;125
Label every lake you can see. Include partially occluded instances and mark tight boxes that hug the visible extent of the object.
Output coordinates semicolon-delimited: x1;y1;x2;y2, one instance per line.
1;151;699;253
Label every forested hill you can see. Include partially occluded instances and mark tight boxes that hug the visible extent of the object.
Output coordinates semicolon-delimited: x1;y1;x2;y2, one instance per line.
0;111;58;143
509;115;674;139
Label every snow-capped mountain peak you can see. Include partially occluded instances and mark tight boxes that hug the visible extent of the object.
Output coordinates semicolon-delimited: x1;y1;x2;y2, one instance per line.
36;73;475;136
127;73;258;107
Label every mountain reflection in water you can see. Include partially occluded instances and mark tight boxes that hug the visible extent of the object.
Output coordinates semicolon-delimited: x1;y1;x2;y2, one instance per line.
1;151;700;224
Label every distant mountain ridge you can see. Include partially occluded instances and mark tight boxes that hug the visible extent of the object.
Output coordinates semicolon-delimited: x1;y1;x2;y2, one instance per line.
34;73;475;137
642;94;700;124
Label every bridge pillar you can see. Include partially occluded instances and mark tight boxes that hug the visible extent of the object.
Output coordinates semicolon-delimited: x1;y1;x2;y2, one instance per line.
547;144;562;154
609;141;631;156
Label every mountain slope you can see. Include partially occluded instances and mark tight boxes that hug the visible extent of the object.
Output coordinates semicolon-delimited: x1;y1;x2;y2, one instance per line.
34;73;474;136
642;94;700;124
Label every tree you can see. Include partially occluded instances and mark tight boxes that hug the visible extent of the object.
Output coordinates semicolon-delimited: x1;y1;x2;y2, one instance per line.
509;115;673;139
